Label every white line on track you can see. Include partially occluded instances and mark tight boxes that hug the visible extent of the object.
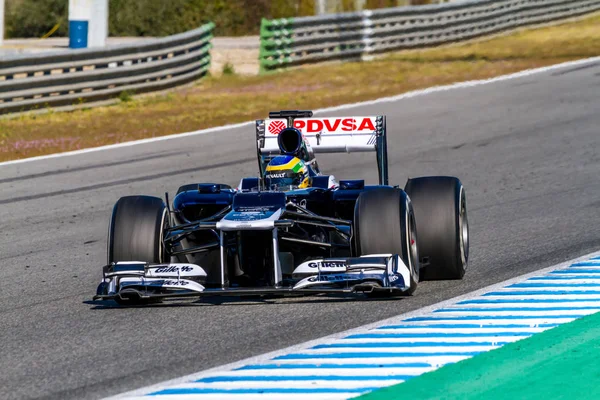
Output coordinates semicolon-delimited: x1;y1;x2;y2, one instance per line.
136;395;353;400
245;355;472;367
480;294;600;300
205;368;435;377
446;301;600;308
337;337;524;343
105;250;600;399
2;56;599;168
157;380;406;390
370;327;550;333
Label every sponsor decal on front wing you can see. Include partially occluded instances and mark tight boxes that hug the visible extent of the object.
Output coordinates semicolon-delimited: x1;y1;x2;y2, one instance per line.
293;259;348;274
293;272;387;290
118;277;205;293
146;263;207;279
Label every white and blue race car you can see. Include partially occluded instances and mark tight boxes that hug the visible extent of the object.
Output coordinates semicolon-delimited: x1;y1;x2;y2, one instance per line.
94;110;469;305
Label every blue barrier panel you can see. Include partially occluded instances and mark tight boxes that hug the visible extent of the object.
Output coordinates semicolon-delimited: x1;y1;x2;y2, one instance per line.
69;20;88;49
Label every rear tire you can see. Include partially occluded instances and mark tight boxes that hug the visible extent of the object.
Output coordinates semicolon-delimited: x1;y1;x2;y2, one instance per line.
405;176;468;280
353;188;419;295
107;195;168;305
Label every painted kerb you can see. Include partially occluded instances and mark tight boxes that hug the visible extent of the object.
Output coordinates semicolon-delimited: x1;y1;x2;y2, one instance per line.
106;251;600;399
258;0;600;72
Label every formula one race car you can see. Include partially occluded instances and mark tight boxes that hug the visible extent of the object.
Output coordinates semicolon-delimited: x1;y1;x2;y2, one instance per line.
94;110;469;305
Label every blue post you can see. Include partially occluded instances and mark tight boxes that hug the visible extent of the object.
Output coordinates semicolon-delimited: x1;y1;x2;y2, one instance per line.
69;20;88;49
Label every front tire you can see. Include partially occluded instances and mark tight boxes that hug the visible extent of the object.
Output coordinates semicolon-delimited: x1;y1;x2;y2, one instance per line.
107;195;168;305
353;188;419;295
108;195;167;264
405;176;468;280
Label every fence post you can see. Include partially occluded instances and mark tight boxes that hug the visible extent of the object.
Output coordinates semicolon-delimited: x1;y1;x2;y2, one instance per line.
89;0;108;47
69;0;89;48
69;0;109;49
0;0;4;46
361;10;373;61
315;0;327;15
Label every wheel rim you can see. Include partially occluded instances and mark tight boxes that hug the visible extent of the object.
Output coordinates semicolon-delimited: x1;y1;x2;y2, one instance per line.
459;188;469;268
107;212;112;264
408;208;419;283
159;208;168;263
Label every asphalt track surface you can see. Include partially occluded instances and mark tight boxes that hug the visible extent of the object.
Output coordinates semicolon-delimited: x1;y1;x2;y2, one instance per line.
1;60;599;400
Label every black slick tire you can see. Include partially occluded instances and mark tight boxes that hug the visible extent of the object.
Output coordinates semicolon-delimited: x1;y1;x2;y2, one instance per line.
353;187;419;295
404;176;468;280
108;195;167;263
107;195;167;305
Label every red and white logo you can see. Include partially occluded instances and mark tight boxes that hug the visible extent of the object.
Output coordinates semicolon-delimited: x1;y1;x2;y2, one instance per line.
268;120;286;135
293;118;376;133
267;117;377;135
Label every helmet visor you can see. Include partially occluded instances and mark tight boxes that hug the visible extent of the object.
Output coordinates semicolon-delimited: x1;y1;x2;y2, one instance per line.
265;170;303;191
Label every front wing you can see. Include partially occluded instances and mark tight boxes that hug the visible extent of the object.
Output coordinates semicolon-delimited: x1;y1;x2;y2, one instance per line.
93;255;411;303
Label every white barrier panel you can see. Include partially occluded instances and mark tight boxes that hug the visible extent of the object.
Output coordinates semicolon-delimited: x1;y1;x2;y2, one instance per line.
89;0;108;48
0;0;4;45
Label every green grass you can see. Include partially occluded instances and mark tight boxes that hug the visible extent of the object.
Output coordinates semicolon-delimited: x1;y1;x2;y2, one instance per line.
0;14;599;162
222;62;236;75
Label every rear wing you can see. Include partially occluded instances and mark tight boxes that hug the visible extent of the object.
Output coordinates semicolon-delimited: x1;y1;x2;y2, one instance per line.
256;111;389;185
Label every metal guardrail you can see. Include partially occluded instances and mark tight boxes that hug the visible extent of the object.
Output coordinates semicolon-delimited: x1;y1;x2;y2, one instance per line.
0;22;215;114
259;0;600;72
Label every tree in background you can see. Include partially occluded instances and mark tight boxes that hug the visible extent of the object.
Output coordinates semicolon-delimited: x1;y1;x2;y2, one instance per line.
5;0;433;38
6;0;68;38
6;0;315;37
108;0;190;37
109;0;315;37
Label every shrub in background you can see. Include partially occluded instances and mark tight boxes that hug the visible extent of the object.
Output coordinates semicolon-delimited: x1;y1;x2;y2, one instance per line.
110;0;316;37
5;0;434;38
6;0;68;38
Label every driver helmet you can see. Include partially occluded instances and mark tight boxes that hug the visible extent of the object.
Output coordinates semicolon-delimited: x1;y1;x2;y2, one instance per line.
265;155;311;190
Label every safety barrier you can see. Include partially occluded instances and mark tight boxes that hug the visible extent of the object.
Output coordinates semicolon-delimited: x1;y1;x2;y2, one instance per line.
259;0;600;72
0;22;214;114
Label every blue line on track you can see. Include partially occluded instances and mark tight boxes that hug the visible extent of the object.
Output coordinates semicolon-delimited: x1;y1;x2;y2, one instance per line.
312;342;505;349
528;276;600;280
434;306;600;312
195;375;415;383
405;315;581;321
148;388;377;395
235;363;433;370
550;270;600;274
346;332;532;339
570;262;600;267
482;290;600;296
460;298;600;304
274;352;481;360
509;283;600;288
377;323;559;329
